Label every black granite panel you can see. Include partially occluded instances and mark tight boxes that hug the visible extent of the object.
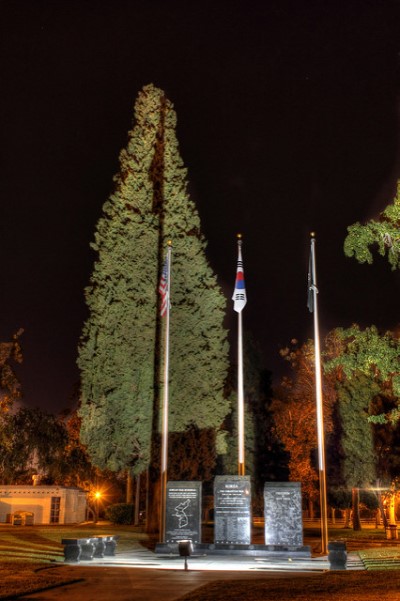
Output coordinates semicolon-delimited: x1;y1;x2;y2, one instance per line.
214;476;251;544
264;482;303;547
165;481;202;543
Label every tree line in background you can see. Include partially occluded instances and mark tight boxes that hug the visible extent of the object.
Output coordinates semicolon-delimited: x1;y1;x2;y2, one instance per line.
1;86;400;530
2;320;400;529
273;181;400;529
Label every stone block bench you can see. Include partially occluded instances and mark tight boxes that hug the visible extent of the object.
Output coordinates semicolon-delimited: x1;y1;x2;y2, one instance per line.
62;535;120;563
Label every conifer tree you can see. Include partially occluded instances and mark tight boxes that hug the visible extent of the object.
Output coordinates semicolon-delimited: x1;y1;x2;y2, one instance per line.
324;327;389;529
78;84;229;477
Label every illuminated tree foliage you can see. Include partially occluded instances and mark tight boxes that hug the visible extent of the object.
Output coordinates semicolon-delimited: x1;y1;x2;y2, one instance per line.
0;407;68;484
78;84;229;476
324;328;388;528
275;329;400;528
325;325;400;423
0;329;23;414
272;340;335;510
345;180;400;270
369;390;400;487
0;330;23;461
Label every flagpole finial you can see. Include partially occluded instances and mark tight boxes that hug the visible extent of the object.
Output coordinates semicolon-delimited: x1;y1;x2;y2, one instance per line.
167;240;172;246
310;232;316;238
237;233;242;240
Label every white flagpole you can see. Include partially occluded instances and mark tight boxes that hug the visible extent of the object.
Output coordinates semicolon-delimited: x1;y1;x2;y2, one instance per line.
232;233;246;476
160;241;172;543
309;232;328;555
238;307;245;476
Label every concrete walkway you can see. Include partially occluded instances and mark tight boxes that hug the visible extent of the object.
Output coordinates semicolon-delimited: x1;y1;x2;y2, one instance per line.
17;547;364;601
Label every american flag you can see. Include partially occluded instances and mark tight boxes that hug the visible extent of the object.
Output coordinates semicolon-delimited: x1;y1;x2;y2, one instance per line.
159;256;169;317
232;243;247;312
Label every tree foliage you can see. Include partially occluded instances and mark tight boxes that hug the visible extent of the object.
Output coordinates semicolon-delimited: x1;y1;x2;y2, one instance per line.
274;328;400;527
324;325;400;423
272;340;335;503
78;84;229;476
0;329;23;414
345;181;400;270
0;407;68;483
334;372;378;488
370;392;400;487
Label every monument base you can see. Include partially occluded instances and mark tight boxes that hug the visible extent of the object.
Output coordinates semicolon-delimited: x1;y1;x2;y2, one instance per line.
155;542;311;558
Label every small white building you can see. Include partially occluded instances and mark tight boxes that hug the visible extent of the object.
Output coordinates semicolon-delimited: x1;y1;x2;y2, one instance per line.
0;485;87;525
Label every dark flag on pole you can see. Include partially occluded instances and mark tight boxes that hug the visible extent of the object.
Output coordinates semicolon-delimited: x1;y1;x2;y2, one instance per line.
307;252;314;313
307;236;318;313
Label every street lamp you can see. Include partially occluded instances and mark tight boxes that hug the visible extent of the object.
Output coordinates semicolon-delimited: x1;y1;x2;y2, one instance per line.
94;491;102;523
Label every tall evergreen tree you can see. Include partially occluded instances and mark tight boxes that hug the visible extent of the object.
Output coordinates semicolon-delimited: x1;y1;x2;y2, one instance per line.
159;88;229;439
78;84;229;478
324;327;389;529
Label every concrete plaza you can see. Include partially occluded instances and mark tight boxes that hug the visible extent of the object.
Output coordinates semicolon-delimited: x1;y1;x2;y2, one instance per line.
17;545;364;601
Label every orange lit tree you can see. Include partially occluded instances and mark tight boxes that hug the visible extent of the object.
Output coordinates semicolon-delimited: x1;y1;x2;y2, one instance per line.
272;339;335;517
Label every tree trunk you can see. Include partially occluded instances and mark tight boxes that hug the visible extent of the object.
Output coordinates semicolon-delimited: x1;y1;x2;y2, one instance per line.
376;481;388;529
331;506;336;525
352;487;362;531
308;498;314;519
126;470;133;503
388;491;396;525
134;473;141;526
343;507;351;528
146;476;160;536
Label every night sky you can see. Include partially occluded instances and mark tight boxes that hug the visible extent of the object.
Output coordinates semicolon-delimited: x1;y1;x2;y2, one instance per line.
1;1;400;413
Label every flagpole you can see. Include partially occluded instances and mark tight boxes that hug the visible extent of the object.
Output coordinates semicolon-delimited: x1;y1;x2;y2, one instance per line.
160;241;172;543
238;307;245;476
309;232;328;555
234;234;246;476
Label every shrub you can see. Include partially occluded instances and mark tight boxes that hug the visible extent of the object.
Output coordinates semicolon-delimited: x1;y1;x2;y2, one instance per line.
104;503;133;524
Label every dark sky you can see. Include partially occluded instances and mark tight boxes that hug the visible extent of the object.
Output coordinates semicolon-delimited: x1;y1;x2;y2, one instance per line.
1;0;400;413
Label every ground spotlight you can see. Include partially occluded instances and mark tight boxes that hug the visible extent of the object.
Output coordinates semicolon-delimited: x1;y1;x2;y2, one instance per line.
178;540;193;571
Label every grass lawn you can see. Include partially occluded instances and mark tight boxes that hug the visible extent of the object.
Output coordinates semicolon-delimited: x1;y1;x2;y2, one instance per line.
178;571;400;601
0;522;148;599
0;561;82;600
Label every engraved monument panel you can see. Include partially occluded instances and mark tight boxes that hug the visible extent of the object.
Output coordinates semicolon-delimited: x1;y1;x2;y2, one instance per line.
214;475;251;545
165;481;202;543
264;482;303;547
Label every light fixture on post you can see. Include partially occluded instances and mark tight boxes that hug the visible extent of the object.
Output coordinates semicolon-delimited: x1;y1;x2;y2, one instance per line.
94;491;102;523
178;540;193;571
